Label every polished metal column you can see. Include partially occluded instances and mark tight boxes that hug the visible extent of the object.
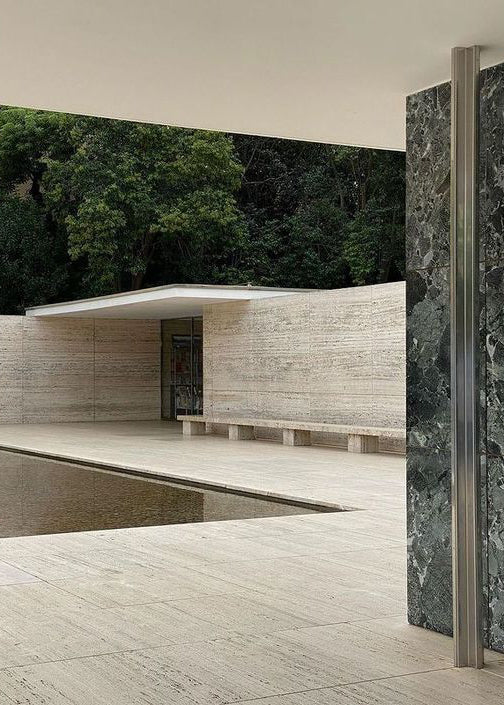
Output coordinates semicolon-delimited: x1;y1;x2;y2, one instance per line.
450;45;483;669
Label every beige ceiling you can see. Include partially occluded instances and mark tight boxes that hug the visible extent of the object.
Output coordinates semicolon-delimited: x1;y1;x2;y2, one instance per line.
1;0;504;150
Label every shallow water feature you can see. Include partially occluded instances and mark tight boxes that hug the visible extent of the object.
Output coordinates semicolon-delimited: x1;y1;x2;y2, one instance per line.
0;450;337;537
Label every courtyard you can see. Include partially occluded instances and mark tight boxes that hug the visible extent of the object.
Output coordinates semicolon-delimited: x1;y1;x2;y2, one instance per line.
1;1;504;692
0;422;502;702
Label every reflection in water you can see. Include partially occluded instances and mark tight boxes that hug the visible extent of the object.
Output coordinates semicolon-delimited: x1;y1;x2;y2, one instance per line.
0;450;328;538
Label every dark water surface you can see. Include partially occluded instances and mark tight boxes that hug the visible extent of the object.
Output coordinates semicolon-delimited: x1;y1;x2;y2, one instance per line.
0;450;334;537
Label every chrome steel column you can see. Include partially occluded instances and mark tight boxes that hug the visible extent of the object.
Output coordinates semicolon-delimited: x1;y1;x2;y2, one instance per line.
450;45;483;669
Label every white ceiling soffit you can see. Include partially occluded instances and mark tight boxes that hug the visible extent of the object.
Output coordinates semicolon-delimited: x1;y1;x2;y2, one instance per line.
25;285;310;319
1;1;504;151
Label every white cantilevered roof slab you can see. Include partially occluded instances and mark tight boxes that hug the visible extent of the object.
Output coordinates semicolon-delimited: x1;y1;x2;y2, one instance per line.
25;284;310;320
1;1;504;151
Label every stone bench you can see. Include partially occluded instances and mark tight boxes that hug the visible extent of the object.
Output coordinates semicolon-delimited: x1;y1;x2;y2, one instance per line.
177;414;405;454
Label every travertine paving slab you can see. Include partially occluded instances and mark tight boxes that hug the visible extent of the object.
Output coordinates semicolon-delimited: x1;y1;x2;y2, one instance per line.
47;565;245;608
0;561;39;585
190;554;406;616
232;668;504;704
110;592;318;637
0;581;237;668
350;615;504;664
0;623;453;705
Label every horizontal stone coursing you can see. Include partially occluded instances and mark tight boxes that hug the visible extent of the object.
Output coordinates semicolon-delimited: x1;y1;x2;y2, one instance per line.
0;317;161;424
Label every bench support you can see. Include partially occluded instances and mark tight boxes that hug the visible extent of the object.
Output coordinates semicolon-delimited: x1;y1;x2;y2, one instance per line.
176;415;401;455
283;429;311;446
182;420;206;436
348;433;379;453
228;424;255;441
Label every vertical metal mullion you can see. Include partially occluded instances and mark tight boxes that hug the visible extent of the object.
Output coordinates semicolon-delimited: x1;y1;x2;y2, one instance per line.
450;45;483;669
190;317;195;414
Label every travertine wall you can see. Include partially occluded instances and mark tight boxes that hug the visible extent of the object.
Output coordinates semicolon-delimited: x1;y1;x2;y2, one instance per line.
0;316;161;424
203;282;405;437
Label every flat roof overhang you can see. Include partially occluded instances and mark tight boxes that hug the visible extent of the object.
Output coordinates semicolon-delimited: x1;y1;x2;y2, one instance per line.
1;2;504;151
25;284;311;319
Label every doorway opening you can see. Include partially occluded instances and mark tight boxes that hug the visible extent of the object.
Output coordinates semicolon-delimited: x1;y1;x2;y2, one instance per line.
161;317;203;419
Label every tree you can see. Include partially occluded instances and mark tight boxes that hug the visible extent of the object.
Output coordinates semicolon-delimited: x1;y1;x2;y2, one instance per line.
43;119;246;293
231;137;405;288
0;195;68;313
0;107;73;198
336;147;405;284
0;107;405;312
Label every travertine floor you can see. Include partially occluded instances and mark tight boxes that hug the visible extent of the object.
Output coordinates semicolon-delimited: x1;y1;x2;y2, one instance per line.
0;420;502;704
0;420;403;510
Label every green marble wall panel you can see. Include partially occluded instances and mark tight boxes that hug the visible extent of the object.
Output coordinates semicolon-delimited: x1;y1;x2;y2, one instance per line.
407;61;504;651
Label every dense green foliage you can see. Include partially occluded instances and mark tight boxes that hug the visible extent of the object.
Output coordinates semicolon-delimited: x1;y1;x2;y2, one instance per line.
0;195;68;313
231;138;404;288
0;107;405;313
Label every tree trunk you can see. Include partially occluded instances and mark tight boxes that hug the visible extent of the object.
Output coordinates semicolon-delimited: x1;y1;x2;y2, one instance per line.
29;171;43;204
131;272;144;290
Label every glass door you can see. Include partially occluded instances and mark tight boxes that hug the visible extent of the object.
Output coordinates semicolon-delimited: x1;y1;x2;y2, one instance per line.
171;333;203;416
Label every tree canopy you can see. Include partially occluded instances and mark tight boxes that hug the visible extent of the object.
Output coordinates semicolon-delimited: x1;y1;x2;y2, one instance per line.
231;138;404;289
0;107;405;313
